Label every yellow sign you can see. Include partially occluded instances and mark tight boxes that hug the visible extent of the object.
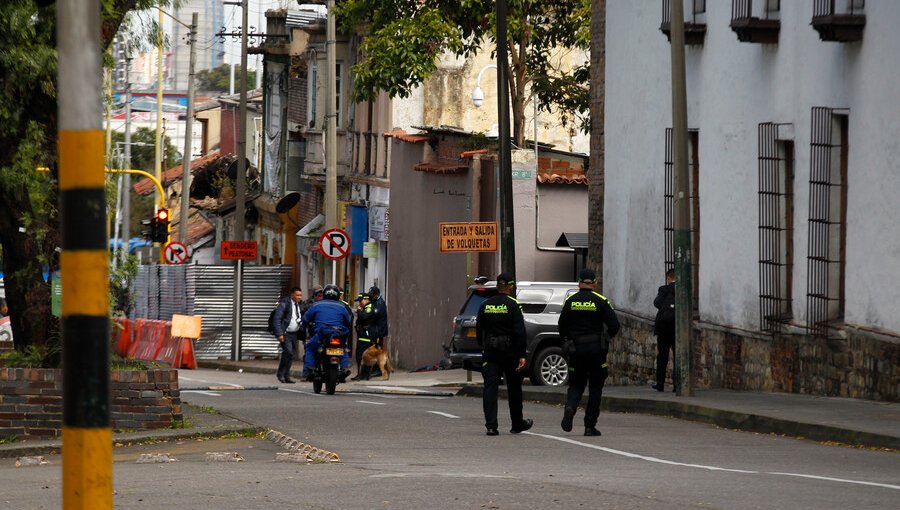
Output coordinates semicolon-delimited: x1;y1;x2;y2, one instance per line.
439;222;498;252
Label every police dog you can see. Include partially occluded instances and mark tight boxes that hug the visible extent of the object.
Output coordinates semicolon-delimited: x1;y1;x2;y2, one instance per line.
360;344;394;380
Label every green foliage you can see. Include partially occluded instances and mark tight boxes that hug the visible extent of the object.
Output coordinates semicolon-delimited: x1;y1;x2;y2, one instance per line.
0;435;18;445
110;127;180;172
335;0;592;140
196;64;257;93
110;356;150;371
1;343;60;369
110;252;140;315
170;416;192;429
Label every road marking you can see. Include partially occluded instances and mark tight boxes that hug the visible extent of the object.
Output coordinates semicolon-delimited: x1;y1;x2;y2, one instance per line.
363;385;432;393
371;472;515;479
181;390;221;397
356;400;387;405
179;376;208;382
279;388;324;397
427;411;460;419
525;432;900;491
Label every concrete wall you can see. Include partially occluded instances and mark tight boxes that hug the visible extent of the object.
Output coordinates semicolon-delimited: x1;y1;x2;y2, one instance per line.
387;140;472;369
605;1;900;334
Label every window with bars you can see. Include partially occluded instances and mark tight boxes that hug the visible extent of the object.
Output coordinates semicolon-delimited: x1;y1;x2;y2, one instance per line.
807;107;848;336
664;128;700;310
758;123;794;332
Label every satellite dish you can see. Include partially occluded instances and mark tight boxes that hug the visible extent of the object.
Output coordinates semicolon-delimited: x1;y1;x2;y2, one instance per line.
275;192;301;213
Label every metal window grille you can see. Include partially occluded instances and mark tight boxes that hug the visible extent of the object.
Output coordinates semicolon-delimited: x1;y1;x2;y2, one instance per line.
662;0;705;24
664;128;700;309
732;0;780;20
806;107;848;336
814;0;865;16
758;123;794;332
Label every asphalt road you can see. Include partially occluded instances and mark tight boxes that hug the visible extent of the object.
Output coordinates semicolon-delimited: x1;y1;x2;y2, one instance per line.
2;369;897;509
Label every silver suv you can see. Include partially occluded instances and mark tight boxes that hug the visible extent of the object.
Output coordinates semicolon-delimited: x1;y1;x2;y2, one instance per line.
447;280;578;386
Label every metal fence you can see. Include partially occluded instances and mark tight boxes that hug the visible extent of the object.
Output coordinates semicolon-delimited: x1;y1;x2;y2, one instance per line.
132;264;292;359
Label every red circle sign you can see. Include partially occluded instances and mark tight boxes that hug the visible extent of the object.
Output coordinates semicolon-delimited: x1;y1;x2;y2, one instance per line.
319;228;351;261
164;241;189;265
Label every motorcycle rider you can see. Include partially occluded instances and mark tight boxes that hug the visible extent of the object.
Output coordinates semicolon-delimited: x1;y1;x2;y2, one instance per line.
302;284;353;382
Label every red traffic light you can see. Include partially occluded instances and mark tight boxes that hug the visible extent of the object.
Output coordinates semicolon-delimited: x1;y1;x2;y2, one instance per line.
156;209;169;222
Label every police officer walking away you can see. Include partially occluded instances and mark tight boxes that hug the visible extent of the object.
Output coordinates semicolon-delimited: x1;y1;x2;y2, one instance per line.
558;268;620;436
476;272;533;436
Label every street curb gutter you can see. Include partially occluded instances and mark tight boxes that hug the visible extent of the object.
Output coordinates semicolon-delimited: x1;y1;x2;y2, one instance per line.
457;386;899;450
0;426;265;460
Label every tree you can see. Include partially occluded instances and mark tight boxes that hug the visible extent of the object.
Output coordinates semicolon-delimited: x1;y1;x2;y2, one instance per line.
335;0;591;148
0;0;170;350
110;127;179;233
195;64;257;93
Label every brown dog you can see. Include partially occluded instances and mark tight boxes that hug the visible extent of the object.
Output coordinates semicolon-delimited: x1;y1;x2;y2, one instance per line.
360;345;394;381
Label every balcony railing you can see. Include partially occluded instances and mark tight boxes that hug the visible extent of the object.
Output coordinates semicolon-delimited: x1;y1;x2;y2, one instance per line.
302;129;350;178
731;0;781;44
811;0;865;42
660;0;707;46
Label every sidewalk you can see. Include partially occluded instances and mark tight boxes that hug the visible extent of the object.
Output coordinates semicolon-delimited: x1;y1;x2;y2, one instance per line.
202;359;900;450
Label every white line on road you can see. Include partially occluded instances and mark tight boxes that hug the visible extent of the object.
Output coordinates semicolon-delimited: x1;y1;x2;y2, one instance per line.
525;431;900;491
363;385;432;393
356;400;387;405
181;390;221;397
179;376;208;382
279;388;324;397
427;411;460;419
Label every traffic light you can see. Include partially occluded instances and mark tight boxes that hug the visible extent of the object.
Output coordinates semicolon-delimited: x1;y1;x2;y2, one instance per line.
153;208;170;243
140;216;156;241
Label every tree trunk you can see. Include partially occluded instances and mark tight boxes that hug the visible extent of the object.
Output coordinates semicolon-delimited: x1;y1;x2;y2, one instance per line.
0;182;53;350
588;0;606;291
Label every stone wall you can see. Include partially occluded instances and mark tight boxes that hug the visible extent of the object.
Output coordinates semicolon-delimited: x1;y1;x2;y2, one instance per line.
609;312;899;402
0;368;183;440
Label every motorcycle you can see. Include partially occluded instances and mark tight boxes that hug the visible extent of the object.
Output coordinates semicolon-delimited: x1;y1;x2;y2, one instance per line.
312;332;349;395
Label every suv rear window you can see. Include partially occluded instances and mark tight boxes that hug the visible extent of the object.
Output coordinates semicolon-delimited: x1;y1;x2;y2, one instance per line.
460;288;497;316
516;288;554;314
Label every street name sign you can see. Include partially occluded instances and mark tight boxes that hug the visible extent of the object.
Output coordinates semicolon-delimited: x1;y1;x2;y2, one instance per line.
320;228;351;261
439;222;498;252
221;240;258;260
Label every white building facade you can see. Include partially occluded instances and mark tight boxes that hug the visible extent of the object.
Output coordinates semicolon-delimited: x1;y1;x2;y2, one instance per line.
604;1;898;400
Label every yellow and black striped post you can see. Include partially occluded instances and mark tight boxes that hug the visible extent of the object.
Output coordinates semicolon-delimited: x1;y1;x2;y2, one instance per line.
58;1;113;508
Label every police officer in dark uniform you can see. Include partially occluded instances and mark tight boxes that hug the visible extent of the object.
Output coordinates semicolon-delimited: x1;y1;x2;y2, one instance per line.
476;272;533;436
558;268;620;436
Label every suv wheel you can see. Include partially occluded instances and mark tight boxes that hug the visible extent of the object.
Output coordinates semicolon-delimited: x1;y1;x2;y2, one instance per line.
531;346;568;386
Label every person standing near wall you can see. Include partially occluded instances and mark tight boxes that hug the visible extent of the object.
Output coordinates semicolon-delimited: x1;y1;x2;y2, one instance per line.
652;269;677;392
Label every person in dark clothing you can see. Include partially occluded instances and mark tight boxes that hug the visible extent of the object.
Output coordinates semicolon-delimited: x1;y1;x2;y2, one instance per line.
476;272;533;436
351;293;375;380
366;286;388;347
366;286;388;376
272;287;305;383
652;269;676;392
558;268;621;436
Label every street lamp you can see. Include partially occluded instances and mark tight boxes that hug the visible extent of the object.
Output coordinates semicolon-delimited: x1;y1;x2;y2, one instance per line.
471;64;497;108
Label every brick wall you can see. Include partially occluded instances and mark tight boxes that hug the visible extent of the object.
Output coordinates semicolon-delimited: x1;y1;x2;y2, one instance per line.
0;368;183;440
609;313;899;401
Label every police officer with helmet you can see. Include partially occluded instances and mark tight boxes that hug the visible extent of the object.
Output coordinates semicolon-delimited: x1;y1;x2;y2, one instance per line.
558;268;620;436
476;272;533;436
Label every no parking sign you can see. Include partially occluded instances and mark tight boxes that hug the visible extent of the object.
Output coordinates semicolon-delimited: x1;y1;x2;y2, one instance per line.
319;228;351;261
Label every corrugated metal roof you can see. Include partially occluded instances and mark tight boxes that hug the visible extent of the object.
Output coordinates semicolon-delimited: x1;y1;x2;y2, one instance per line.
556;232;588;249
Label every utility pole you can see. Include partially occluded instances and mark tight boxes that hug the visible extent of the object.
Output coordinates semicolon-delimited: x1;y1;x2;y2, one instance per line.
495;0;516;275
123;56;132;262
325;0;338;282
180;12;198;245
58;0;112;507
670;0;694;396
155;1;164;188
234;0;249;240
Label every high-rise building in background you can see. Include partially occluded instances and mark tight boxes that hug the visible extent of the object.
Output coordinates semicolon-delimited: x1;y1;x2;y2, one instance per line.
170;0;227;90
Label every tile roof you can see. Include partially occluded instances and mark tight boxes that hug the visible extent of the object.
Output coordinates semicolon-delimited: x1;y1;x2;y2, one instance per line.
383;129;432;143
537;172;589;185
169;210;215;247
413;162;468;174
133;152;223;195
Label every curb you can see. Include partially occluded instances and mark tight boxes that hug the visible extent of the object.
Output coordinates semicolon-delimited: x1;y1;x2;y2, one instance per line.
0;425;264;459
457;386;900;450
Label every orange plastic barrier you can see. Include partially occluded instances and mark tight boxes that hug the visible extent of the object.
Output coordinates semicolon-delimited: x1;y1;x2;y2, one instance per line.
154;335;197;370
113;318;133;357
130;319;167;361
